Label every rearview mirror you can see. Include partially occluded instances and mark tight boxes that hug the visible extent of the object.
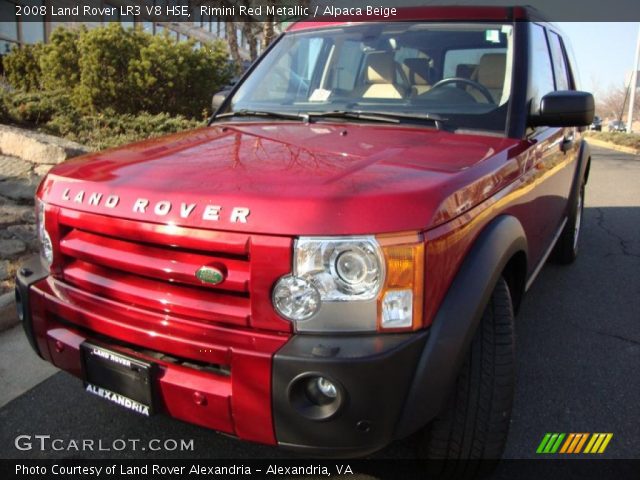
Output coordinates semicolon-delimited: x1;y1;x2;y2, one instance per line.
212;90;229;112
529;90;595;127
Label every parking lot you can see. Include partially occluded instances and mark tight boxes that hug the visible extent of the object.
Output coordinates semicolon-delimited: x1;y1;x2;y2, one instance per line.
0;145;638;474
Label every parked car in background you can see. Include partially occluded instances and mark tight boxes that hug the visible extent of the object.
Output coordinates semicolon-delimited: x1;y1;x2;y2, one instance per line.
590;115;602;131
608;120;626;132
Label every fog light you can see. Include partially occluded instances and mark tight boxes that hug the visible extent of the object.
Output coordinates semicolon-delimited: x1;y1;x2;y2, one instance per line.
381;289;413;328
315;376;337;399
304;376;338;406
288;373;344;420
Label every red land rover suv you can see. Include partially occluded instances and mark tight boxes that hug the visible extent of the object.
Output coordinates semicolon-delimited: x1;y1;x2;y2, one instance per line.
16;6;594;460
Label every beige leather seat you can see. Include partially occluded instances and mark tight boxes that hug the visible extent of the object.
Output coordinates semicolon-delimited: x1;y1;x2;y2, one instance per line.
356;52;404;99
470;53;506;103
403;58;432;96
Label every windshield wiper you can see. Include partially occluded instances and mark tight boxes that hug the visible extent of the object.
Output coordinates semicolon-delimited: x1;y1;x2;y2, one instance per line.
211;109;449;129
213;109;309;122
307;111;401;124
214;109;393;124
307;110;448;129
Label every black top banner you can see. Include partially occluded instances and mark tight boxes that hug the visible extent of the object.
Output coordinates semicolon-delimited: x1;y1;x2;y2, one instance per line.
3;0;640;23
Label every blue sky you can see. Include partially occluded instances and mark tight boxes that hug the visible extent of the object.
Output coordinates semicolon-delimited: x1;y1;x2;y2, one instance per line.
558;22;639;95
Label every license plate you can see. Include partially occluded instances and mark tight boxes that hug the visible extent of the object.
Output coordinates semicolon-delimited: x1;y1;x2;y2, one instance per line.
81;342;155;416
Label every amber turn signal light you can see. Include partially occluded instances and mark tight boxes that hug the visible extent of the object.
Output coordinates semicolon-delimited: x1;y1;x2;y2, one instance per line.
376;233;425;331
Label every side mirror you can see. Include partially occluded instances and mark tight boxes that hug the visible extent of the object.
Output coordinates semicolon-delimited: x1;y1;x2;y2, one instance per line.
529;90;595;127
212;90;229;112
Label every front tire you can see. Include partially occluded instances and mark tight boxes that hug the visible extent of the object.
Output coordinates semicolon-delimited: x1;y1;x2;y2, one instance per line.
552;181;585;264
417;277;516;464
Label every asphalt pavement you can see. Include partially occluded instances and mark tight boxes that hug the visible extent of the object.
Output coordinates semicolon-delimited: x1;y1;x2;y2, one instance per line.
0;146;638;474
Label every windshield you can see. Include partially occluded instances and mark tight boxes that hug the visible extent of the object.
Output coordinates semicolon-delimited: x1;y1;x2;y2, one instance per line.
229;22;514;133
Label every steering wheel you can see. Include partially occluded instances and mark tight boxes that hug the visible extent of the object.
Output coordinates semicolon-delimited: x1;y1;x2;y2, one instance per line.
429;77;495;104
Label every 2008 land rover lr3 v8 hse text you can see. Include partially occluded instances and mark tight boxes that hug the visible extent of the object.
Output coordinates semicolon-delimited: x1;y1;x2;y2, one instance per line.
16;6;594;460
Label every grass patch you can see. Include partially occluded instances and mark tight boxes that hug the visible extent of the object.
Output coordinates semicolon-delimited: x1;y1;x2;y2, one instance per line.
585;131;640;151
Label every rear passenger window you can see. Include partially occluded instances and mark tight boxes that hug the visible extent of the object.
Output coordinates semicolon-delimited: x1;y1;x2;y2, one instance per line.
548;32;571;90
528;24;555;115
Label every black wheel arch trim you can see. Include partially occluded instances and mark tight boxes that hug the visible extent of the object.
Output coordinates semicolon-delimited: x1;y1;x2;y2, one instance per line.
575;138;591;190
394;214;527;438
558;137;589;233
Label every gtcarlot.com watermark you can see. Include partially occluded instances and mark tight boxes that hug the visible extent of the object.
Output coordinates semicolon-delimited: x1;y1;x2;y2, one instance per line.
14;434;194;452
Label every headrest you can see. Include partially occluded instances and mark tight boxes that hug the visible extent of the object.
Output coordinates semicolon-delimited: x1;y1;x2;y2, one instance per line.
456;63;476;80
476;53;506;89
365;52;396;84
403;58;430;85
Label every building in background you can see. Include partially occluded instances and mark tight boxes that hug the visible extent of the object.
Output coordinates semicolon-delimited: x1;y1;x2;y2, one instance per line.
0;0;257;56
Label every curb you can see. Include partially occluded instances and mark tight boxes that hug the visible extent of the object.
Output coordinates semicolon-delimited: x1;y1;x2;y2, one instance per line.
585;138;640;155
0;291;19;333
0;291;13;309
0;124;91;165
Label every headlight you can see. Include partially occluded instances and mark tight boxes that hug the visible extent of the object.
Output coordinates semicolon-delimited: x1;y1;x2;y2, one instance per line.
36;199;53;268
272;275;321;321
295;237;384;301
273;234;424;333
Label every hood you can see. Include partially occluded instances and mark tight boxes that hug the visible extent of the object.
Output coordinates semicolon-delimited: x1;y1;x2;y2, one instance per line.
41;122;524;235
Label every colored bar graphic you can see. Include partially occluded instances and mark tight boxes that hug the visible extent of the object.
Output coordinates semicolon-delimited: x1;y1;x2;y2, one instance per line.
536;433;552;454
584;433;598;453
597;434;613;453
544;434;559;453
574;433;589;453
569;433;583;453
584;433;614;454
550;433;565;453
590;434;606;453
536;433;565;454
537;433;613;454
559;433;575;453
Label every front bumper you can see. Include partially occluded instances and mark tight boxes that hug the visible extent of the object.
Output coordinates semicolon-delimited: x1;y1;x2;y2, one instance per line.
15;256;285;446
16;257;429;456
272;332;428;456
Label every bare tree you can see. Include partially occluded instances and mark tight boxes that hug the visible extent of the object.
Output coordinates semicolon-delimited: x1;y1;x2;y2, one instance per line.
234;0;258;61
262;0;276;52
225;21;241;73
596;83;640;121
242;22;258;61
